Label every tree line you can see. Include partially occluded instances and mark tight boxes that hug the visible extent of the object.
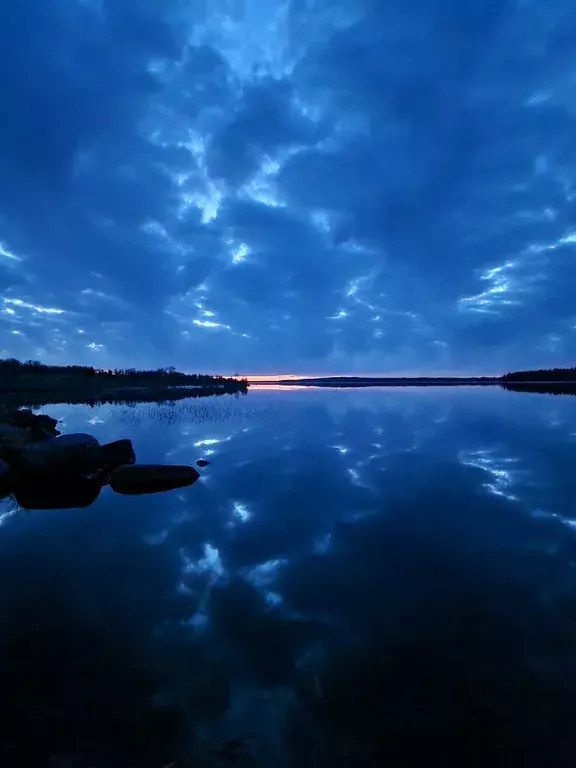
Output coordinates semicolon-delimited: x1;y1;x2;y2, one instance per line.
502;367;576;382
0;358;248;391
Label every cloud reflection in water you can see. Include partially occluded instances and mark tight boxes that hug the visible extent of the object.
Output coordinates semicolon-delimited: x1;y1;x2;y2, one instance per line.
1;388;576;764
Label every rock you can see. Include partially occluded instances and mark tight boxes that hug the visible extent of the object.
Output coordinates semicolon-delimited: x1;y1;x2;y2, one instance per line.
9;409;59;434
0;458;12;500
18;433;102;475
34;415;60;434
50;433;99;449
99;439;136;468
215;738;250;763
110;464;200;495
22;426;55;444
7;408;35;428
0;424;26;457
13;475;103;510
196;459;211;467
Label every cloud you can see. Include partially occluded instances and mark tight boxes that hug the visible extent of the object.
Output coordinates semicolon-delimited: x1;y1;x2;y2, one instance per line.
1;0;576;372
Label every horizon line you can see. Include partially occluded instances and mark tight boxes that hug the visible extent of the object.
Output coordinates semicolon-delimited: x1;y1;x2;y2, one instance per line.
242;373;503;381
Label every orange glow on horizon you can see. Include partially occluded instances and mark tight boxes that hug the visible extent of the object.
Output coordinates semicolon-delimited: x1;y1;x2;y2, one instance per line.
244;374;304;382
249;384;316;391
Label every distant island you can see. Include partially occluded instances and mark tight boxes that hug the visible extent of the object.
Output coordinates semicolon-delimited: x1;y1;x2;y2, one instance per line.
251;376;501;388
250;369;576;395
0;359;248;406
250;369;576;390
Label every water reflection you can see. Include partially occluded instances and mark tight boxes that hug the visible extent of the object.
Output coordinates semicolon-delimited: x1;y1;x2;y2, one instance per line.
1;388;576;765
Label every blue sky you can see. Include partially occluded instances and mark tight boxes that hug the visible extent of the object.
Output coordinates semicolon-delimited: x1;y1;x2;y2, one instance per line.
0;0;575;376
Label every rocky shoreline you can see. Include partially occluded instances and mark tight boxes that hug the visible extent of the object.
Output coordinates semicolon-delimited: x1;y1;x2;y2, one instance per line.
0;407;206;510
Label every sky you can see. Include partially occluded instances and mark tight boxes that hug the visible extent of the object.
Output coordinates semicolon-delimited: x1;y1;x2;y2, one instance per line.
0;0;575;377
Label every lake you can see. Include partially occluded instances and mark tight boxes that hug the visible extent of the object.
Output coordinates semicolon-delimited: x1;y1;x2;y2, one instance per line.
1;385;576;767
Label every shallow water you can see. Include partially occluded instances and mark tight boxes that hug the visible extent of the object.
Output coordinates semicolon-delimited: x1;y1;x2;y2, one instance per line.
2;386;576;766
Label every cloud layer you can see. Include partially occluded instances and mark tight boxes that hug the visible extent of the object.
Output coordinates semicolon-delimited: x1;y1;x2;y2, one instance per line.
1;0;576;374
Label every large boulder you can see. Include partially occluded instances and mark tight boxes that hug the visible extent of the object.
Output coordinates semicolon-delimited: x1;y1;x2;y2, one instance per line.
13;475;103;510
18;433;101;475
49;433;99;449
110;464;200;495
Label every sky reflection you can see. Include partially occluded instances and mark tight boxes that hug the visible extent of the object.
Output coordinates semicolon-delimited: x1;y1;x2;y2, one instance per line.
2;388;576;764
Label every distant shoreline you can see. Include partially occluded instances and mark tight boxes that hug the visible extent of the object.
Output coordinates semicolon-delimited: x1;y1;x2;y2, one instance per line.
248;376;576;393
249;377;503;388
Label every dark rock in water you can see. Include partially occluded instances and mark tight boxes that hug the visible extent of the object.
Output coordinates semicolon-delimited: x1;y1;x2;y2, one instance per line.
196;459;211;467
215;738;251;763
0;424;26;458
18;433;102;475
99;439;136;468
23;426;56;444
110;464;200;495
50;433;99;449
9;408;35;427
0;458;12;500
7;408;59;435
13;475;103;510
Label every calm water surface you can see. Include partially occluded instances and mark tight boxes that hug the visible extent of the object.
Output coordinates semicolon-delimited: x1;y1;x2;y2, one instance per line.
2;386;576;766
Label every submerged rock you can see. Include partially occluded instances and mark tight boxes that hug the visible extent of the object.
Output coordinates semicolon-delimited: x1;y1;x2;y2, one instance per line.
196;459;211;467
110;464;200;495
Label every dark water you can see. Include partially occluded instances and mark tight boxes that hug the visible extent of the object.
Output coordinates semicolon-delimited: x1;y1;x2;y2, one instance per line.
2;386;576;767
